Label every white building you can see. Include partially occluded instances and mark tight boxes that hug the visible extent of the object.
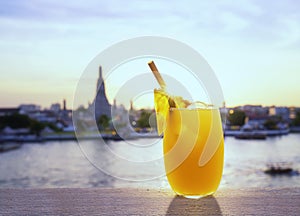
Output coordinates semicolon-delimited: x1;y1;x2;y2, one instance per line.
19;104;41;114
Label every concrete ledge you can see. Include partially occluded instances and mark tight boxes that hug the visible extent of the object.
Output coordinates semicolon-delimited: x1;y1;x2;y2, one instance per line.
1;188;300;215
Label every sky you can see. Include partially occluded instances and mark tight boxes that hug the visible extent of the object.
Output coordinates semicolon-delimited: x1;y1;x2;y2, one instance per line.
0;0;299;109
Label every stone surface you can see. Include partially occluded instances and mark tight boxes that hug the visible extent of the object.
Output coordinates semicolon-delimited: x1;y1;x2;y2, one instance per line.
1;188;300;215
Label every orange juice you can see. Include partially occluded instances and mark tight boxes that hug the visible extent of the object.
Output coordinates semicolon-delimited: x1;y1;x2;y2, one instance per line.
163;108;224;198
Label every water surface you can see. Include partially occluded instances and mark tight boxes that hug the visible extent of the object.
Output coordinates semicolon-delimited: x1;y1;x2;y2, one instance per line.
0;134;299;189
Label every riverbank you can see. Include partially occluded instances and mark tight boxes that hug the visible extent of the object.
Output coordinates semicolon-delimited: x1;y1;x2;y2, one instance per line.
1;188;299;215
2;128;299;143
0;132;161;143
224;128;291;137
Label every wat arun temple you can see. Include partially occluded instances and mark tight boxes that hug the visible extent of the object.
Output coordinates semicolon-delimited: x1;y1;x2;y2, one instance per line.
94;66;112;120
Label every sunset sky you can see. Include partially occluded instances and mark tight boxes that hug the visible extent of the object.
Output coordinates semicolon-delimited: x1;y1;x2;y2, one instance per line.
0;0;299;109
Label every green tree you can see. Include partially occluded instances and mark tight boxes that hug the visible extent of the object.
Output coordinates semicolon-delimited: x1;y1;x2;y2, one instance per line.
227;110;246;126
292;111;300;126
0;114;31;129
264;119;278;130
30;120;45;136
98;115;110;131
137;110;152;128
0;114;50;135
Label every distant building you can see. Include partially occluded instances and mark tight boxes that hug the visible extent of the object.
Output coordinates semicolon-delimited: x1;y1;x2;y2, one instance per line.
219;102;228;120
240;105;268;120
19;104;40;114
113;103;129;125
289;107;296;119
93;66;112;120
50;103;61;113
63;99;67;111
269;106;290;121
31;110;57;123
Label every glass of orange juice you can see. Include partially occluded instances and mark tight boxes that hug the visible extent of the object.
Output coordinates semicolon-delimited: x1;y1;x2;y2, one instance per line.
154;89;224;198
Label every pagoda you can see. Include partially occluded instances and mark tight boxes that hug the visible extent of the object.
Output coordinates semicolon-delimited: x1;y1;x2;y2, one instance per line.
94;66;112;120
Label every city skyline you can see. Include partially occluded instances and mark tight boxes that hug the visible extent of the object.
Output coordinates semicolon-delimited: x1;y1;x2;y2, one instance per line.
0;0;300;108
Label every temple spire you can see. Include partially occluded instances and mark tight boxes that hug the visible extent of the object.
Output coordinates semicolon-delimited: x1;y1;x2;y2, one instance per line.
97;66;104;91
99;66;103;80
94;65;112;120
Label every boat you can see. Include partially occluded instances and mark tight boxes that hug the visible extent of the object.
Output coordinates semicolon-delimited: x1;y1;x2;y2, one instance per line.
235;131;267;140
101;133;125;141
224;130;241;136
264;162;299;176
234;126;267;139
264;128;290;136
233;123;290;139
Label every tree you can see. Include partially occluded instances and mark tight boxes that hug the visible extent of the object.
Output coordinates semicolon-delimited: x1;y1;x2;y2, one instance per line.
137;110;152;128
292;111;300;126
0;114;31;129
264;119;278;130
227;110;246;126
98;115;110;131
0;114;50;136
30;120;45;136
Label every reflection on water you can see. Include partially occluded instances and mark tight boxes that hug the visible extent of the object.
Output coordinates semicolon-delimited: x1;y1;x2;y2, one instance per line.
166;195;222;216
0;141;115;188
79;137;166;181
0;134;299;188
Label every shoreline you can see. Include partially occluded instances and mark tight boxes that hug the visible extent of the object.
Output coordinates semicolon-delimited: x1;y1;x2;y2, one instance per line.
0;132;161;144
1;127;300;143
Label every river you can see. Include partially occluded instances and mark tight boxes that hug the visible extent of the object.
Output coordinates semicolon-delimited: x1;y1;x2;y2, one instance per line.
0;134;299;189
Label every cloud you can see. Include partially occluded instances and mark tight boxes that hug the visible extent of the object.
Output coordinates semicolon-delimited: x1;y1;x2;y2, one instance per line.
0;0;299;108
0;0;179;21
0;0;299;48
193;0;300;47
0;0;125;20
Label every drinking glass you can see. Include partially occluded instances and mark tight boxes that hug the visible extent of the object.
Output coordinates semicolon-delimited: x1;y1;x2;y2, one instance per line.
163;106;224;198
